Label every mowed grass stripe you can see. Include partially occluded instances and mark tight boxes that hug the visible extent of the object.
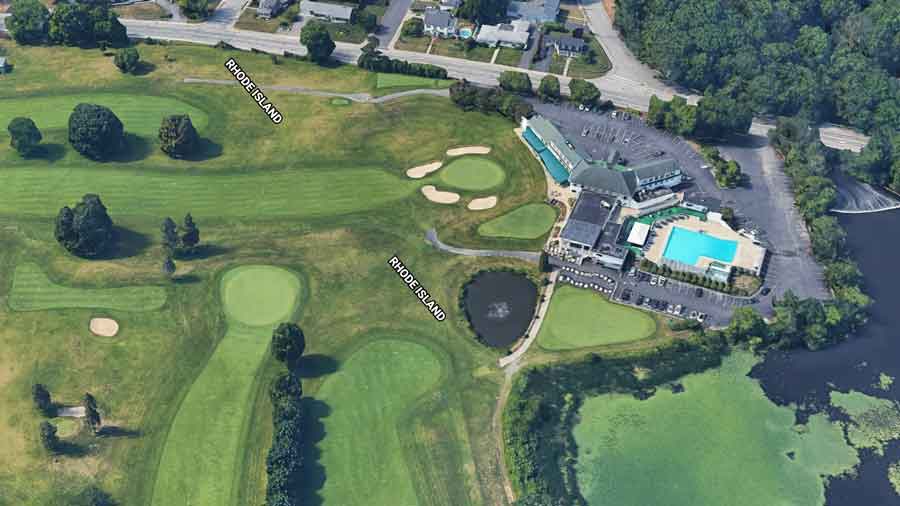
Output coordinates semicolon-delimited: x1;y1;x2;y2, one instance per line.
151;266;301;506
9;263;167;312
0;94;209;136
537;285;656;350
314;339;443;506
438;157;506;191
0;167;418;219
477;203;557;239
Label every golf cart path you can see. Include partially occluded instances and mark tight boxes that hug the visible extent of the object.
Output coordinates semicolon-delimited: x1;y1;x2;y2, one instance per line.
425;229;541;262
182;78;449;103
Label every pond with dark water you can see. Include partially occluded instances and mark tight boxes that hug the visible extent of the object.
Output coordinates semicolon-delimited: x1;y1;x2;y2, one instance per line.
754;209;900;505
462;271;537;348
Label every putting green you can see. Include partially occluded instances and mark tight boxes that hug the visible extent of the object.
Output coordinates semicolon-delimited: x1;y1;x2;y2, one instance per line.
477;203;557;239
573;352;860;506
151;265;300;506
315;339;443;506
0;94;209;136
438;156;506;191
536;285;655;350
8;263;167;312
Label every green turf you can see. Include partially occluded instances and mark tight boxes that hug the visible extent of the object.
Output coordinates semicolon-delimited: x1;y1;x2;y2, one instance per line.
438;156;506;191
330;98;352;106
151;265;300;506
573;351;860;506
829;390;900;455
0;166;417;219
315;339;443;506
477;203;557;239
0;94;209;136
51;417;81;438
8;263;167;312
375;73;452;90
536;285;656;350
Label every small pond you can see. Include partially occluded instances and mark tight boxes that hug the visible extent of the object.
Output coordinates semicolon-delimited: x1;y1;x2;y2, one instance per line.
462;271;537;348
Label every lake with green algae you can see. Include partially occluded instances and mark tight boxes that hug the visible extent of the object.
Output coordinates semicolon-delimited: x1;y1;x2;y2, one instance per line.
573;352;863;506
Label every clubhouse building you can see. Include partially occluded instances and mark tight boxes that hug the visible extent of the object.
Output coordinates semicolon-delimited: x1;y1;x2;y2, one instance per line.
557;191;629;270
520;115;684;202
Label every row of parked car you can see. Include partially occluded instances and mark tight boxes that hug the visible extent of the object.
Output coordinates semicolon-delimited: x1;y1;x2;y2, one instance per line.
560;275;614;295
620;288;707;322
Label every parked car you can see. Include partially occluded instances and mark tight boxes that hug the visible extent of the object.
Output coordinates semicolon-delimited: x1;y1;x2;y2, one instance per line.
666;304;674;314
650;276;658;286
674;304;683;315
697;313;707;322
761;286;771;296
695;287;703;298
636;295;645;305
689;310;698;319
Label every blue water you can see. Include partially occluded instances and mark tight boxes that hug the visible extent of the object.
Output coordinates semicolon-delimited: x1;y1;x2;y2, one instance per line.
459;28;473;39
662;227;737;265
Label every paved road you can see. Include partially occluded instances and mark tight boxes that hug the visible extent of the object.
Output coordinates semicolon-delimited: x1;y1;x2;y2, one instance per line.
376;0;413;48
425;229;541;262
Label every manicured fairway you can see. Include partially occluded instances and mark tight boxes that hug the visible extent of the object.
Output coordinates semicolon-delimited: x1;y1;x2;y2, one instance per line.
573;352;860;506
477;203;557;239
8;263;167;312
315;339;443;506
0;94;209;136
151;265;301;506
0;166;417;219
536;285;655;350
375;73;452;89
438;157;506;191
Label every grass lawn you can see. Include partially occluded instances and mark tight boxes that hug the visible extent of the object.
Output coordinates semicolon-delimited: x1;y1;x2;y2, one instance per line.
233;9;282;33
112;1;171;19
322;21;368;44
151;266;301;506
375;73;453;90
394;35;431;53
549;53;567;75
0;39;548;506
9;263;167;312
438;156;506;191
494;47;525;67
477;203;557;240
566;38;612;79
573;352;861;506
536;285;656;350
431;40;495;63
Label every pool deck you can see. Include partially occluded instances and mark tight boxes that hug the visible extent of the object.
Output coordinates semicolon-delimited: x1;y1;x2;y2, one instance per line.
645;215;766;274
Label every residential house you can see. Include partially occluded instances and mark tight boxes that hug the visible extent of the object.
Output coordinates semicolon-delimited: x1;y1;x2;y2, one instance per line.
439;0;461;11
258;0;290;19
423;8;457;38
300;0;354;23
507;0;559;24
475;19;530;48
546;34;586;57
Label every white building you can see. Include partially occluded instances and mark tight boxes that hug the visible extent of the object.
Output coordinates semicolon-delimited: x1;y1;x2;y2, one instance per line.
475;20;530;48
300;0;354;23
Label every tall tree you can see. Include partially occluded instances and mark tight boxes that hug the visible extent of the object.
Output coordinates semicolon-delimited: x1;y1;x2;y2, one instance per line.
179;213;200;254
68;103;124;161
158;114;199;159
39;421;59;453
301;21;335;65
537;75;561;102
55;194;116;258
457;0;508;24
113;47;140;73
7;117;43;157
7;0;49;45
271;323;305;367
161;217;179;253
568;79;600;106
498;71;533;96
32;384;53;416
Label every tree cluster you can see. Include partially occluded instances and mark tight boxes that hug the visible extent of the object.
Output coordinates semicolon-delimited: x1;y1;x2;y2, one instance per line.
498;71;533;96
68;103;125;161
700;146;744;188
55;194;116;258
568;78;600;107
537;75;560;103
7;117;43;157
357;47;448;79
843;129;900;191
301;21;336;64
450;80;534;123
179;0;209;20
158;114;200;158
647;94;752;140
266;372;304;506
401;17;424;38
49;1;127;47
113;47;141;74
32;383;54;417
456;0;509;24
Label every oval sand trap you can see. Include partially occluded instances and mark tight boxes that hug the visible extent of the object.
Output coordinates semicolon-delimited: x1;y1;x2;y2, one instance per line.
421;185;461;204
468;196;498;210
446;145;492;156
221;265;301;326
89;317;120;337
405;161;443;179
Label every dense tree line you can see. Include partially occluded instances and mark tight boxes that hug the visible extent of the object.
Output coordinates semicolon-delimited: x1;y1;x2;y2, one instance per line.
450;80;534;123
457;0;509;24
646;94;753;140
498;71;533;96
357;46;449;79
843;129;900;191
8;0;127;47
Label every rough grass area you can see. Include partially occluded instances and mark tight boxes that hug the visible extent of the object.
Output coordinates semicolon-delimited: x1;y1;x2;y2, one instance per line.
112;1;170;19
573;352;860;506
438;156;506;191
0;94;209;136
233;9;283;33
566;38;612;79
9;263;167;312
494;47;524;67
375;73;452;90
477;203;557;239
151;266;301;506
537;286;656;350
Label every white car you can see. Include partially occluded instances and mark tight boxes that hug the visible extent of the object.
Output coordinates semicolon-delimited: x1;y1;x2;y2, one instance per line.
697;313;707;322
650;276;658;286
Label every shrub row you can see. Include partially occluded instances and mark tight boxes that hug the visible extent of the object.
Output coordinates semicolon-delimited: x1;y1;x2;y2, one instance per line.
357;48;448;79
265;373;304;506
449;80;533;124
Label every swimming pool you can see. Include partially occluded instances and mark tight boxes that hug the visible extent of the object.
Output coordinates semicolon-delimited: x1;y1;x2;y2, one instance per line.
459;28;473;39
662;227;737;265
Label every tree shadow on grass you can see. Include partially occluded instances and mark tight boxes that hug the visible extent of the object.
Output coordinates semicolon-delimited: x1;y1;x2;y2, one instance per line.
94;226;152;260
178;243;233;261
132;61;157;76
174;274;202;285
55;440;89;457
33;143;67;162
295;354;339;378
109;133;154;163
180;138;224;162
294;397;330;506
97;426;141;438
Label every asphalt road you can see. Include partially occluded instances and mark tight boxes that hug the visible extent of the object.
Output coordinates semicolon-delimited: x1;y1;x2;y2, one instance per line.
0;12;870;151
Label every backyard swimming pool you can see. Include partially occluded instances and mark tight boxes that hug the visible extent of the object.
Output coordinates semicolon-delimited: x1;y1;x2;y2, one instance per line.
663;227;737;265
459;28;473;39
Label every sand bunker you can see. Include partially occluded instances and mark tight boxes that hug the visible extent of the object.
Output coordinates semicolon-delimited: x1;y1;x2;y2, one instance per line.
406;161;443;179
89;317;120;337
446;146;492;156
57;406;86;418
421;185;461;204
468;196;498;210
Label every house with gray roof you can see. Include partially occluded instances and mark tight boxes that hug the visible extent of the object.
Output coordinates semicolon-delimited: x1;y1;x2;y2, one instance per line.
559;192;628;269
423;8;457;38
546;34;586;57
258;0;291;19
507;0;559;24
475;20;530;48
300;0;354;23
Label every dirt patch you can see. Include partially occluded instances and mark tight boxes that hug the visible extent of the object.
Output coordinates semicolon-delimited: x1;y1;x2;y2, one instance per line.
406;161;443;179
421;185;461;204
89;318;119;337
467;196;498;210
446;146;492;156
